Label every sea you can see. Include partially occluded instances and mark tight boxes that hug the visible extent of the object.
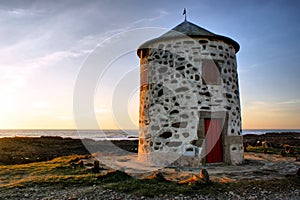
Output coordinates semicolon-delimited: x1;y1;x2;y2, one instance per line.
0;129;299;141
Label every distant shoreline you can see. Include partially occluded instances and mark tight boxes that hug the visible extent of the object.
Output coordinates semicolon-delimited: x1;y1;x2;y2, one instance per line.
0;129;299;139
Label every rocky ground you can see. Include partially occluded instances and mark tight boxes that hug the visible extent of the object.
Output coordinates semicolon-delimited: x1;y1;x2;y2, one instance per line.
243;132;300;148
0;179;299;200
0;151;299;200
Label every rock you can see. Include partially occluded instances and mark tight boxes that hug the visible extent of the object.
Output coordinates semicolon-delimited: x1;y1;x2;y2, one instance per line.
144;171;168;182
296;168;300;177
280;150;286;157
92;160;100;173
178;175;204;185
263;148;268;154
199;169;209;182
76;160;84;167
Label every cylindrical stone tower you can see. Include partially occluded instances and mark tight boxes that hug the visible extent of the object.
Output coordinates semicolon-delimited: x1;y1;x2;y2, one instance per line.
137;20;243;167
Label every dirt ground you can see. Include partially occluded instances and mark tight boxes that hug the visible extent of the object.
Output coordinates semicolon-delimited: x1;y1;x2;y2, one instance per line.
88;152;300;183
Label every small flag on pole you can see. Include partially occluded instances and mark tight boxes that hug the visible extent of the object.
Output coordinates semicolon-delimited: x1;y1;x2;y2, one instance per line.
183;8;187;21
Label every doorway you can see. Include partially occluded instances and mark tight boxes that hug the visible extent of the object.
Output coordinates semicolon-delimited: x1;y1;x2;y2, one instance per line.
204;118;223;163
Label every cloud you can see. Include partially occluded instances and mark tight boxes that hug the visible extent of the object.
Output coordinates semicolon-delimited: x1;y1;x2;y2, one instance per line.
26;49;93;69
0;25;97;90
276;99;300;105
4;8;42;17
131;10;169;26
246;99;300;115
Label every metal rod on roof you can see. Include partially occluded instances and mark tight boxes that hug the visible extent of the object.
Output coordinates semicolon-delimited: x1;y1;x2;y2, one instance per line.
183;8;187;21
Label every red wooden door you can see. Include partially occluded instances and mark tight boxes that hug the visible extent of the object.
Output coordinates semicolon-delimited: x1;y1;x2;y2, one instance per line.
205;119;223;163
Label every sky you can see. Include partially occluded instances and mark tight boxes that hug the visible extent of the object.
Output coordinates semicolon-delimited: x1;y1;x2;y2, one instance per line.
0;0;299;130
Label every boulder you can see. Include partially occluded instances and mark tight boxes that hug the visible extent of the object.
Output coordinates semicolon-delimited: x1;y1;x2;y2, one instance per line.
199;169;209;183
92;160;100;173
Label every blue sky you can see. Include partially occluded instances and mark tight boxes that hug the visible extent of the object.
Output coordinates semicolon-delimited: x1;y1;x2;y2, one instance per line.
0;0;299;129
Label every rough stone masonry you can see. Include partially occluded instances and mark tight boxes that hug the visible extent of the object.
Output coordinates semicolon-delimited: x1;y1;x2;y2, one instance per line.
137;20;243;167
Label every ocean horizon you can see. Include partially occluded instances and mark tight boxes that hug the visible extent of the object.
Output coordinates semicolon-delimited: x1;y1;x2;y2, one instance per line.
0;129;299;140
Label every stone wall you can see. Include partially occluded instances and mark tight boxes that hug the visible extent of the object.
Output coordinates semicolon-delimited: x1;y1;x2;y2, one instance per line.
138;36;243;167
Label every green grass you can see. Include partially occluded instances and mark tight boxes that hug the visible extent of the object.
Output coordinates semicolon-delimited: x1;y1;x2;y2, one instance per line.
246;146;281;154
246;146;300;157
0;155;95;188
103;179;215;197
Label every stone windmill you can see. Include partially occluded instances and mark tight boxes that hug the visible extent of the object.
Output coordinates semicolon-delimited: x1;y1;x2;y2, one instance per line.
137;17;243;167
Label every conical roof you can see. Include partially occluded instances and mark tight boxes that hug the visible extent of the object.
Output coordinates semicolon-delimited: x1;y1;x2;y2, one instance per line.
161;20;215;37
138;20;239;54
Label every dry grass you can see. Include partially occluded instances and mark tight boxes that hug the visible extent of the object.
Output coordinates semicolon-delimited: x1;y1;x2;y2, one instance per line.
0;155;299;197
0;155;95;188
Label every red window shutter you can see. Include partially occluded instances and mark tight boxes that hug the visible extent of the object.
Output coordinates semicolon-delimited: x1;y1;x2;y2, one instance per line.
202;60;221;85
